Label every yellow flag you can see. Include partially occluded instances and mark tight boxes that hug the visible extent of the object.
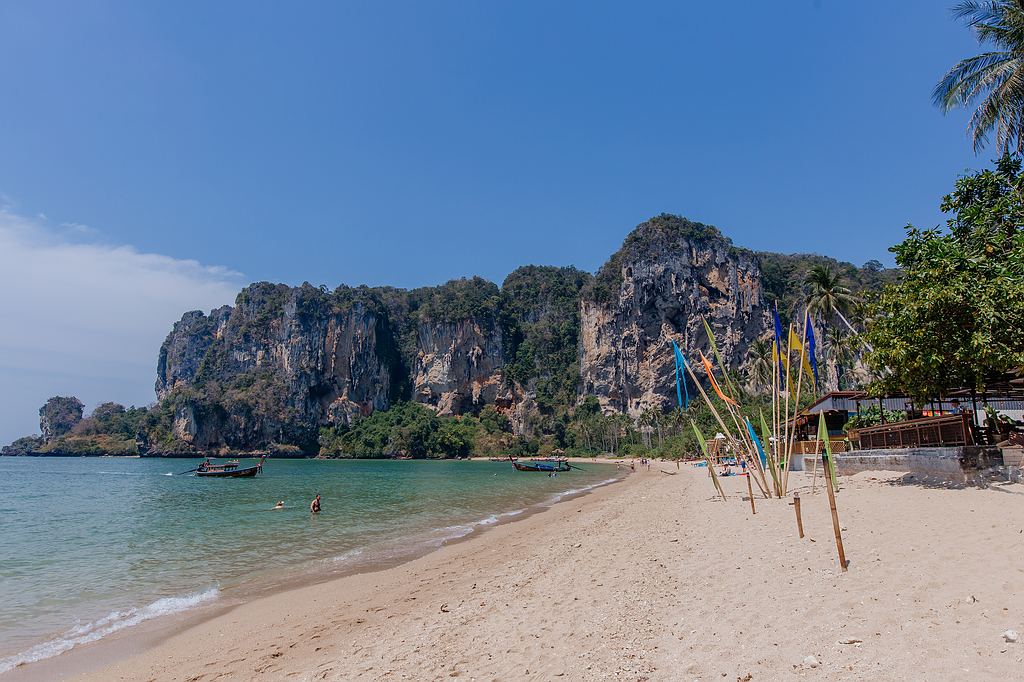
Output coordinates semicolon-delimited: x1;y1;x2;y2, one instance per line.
788;329;814;382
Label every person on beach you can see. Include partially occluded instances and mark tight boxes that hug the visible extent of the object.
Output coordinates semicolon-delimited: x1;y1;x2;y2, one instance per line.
310;494;321;513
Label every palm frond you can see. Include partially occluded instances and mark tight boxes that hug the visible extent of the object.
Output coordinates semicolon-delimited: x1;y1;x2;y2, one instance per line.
938;0;1024;153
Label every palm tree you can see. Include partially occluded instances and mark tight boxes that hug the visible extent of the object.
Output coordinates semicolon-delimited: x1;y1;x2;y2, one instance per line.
824;327;857;390
934;1;1024;153
745;339;774;394
803;265;862;339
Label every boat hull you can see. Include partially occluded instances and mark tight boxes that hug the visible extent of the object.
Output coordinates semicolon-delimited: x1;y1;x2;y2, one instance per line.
195;464;262;478
509;456;571;472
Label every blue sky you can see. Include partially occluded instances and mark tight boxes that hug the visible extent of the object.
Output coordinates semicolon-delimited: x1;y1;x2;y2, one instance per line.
0;1;989;439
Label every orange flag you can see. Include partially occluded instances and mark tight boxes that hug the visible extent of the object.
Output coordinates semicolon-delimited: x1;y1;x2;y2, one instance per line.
699;351;739;406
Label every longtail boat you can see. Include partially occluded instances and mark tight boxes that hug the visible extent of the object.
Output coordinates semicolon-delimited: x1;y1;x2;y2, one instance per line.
508;455;572;473
195;457;264;478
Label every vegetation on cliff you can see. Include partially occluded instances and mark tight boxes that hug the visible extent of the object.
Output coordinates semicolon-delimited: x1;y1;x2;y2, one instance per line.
3;214;898;457
501;265;591;418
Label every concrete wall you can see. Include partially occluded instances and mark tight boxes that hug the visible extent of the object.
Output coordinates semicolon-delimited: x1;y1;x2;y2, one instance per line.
802;446;1007;486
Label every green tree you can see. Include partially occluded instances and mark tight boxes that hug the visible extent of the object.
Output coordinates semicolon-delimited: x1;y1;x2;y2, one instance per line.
934;1;1024;153
803;264;860;335
865;157;1024;401
824;326;857;390
39;396;84;442
745;338;774;394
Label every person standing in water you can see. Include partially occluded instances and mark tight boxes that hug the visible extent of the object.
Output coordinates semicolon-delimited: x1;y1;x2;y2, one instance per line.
310;494;321;513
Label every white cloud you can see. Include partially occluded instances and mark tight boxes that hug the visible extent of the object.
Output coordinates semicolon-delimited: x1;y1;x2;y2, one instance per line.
0;209;242;443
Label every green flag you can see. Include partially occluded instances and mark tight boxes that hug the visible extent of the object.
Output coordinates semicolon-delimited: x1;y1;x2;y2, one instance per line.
817;413;838;492
692;422;725;500
703;317;740;402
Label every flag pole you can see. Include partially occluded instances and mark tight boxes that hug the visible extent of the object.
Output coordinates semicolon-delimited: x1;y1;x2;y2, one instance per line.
771;342;780;496
783;308;809;495
684;360;741;456
786;321;794;485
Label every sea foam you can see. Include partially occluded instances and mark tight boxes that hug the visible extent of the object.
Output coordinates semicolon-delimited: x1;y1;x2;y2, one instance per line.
0;588;219;674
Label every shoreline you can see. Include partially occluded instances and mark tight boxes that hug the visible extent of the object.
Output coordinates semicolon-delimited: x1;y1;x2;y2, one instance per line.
2;468;630;681
10;464;1023;681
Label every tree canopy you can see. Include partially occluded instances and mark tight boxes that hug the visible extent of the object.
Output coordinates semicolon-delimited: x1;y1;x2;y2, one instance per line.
865;156;1024;400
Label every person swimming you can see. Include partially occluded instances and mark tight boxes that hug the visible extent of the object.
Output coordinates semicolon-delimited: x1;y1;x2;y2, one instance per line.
273;501;285;510
310;494;321;513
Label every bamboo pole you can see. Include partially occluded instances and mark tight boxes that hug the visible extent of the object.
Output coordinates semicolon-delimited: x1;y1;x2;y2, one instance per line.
772;349;780;495
782;324;793;485
822;450;848;571
740;414;772;499
746;470;756;514
723;401;770;497
810;437;821;493
691;423;726;501
792;492;804;538
783;309;810;495
759;411;782;498
683;360;745;456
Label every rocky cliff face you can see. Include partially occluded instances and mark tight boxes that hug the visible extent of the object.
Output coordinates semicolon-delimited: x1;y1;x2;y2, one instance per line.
153;213;877;453
579;215;767;416
411;318;507;415
155;281;505;452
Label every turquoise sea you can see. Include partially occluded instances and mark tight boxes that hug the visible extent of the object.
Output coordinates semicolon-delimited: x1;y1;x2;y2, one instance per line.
0;457;621;673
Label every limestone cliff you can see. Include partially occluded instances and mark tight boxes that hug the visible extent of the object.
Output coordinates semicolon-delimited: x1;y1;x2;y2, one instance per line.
151;214;884;454
155;280;506;452
579;215;767;416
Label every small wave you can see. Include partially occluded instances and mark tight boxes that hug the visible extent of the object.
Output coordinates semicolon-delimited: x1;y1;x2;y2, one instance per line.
0;588;219;674
329;548;364;564
433;512;505;542
546;477;620;505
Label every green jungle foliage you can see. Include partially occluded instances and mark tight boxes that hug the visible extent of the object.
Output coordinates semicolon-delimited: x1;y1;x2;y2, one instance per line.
39;396;84;439
501;266;591;417
843;405;908;432
866;156;1024;400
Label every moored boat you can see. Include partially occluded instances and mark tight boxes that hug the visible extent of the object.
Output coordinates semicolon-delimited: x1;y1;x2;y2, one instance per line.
194;457;264;478
508;455;572;472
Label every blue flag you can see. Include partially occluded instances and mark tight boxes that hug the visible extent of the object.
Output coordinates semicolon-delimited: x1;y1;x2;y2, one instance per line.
671;341;689;411
772;303;785;383
745;417;767;469
805;312;819;385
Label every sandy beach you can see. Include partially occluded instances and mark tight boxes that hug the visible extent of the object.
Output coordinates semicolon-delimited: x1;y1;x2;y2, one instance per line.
35;464;1022;681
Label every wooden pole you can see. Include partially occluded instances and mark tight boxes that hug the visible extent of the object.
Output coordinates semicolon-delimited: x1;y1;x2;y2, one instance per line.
683;361;748;464
782;324;793;484
772;348;780;495
724;402;771;498
810;437;821;493
792;492;804;538
783;309;810;495
822;451;848;571
746;471;756;515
